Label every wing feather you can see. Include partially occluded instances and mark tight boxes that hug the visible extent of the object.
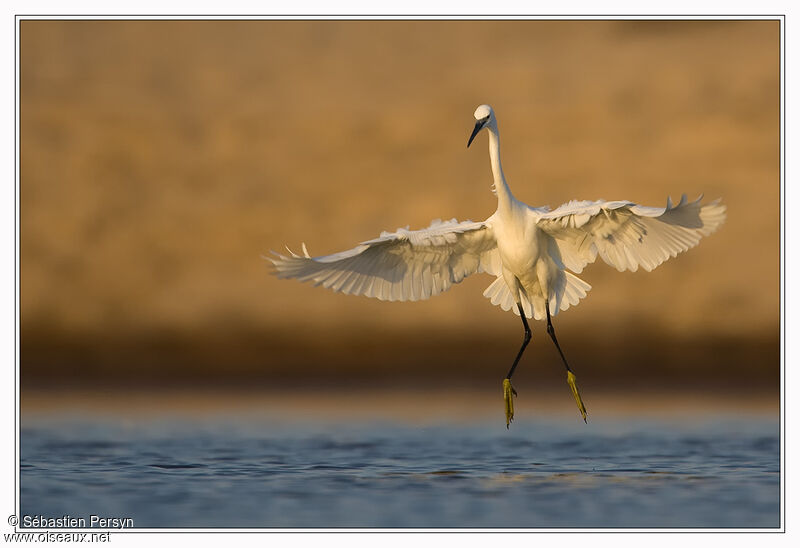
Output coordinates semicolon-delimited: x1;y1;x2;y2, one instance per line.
269;218;498;302
538;195;725;273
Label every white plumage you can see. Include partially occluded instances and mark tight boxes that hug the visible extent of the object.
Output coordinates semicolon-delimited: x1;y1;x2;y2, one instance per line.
271;147;725;319
270;104;726;425
272;218;497;302
272;194;724;320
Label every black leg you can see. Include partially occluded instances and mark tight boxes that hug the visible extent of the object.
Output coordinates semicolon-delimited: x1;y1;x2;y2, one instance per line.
503;302;531;428
505;303;531;380
546;301;572;373
546;301;588;423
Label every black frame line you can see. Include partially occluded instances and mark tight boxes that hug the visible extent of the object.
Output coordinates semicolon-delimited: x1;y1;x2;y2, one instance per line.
11;13;786;534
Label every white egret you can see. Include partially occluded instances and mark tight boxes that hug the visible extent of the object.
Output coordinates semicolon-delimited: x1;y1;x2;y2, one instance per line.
270;104;726;427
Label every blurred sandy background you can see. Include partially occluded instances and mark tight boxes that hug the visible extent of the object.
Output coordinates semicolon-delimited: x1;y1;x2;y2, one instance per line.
20;20;779;397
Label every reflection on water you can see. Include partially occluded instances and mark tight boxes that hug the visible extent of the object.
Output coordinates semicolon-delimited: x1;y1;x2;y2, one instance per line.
20;414;779;528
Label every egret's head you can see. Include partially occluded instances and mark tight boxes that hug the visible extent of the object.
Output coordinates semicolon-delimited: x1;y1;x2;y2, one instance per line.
467;104;495;148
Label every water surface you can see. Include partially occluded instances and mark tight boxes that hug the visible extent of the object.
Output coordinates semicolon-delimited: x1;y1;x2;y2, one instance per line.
20;411;779;528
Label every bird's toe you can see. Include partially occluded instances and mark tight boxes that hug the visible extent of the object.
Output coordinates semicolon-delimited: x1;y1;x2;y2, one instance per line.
566;371;588;423
503;378;517;428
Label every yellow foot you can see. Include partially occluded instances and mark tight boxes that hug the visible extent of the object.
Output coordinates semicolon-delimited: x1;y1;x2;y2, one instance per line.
566;371;588;423
503;378;517;429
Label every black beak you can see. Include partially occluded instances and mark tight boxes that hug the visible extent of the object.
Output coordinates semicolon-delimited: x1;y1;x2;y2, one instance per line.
467;118;487;148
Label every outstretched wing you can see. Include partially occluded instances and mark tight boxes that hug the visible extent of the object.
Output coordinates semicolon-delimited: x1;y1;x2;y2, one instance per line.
269;218;499;301
537;195;726;273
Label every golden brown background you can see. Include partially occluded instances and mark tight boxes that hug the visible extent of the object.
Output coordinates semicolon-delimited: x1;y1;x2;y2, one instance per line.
21;20;779;395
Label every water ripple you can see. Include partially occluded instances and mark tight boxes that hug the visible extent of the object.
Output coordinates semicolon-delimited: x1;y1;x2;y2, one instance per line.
20;416;779;528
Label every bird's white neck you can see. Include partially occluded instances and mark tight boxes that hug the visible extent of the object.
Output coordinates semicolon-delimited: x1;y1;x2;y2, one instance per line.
487;125;515;210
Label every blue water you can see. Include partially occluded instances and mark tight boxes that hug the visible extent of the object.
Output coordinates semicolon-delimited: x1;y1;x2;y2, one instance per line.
20;414;779;528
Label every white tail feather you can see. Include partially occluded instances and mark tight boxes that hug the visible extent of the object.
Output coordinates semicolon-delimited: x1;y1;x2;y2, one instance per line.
483;272;591;320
